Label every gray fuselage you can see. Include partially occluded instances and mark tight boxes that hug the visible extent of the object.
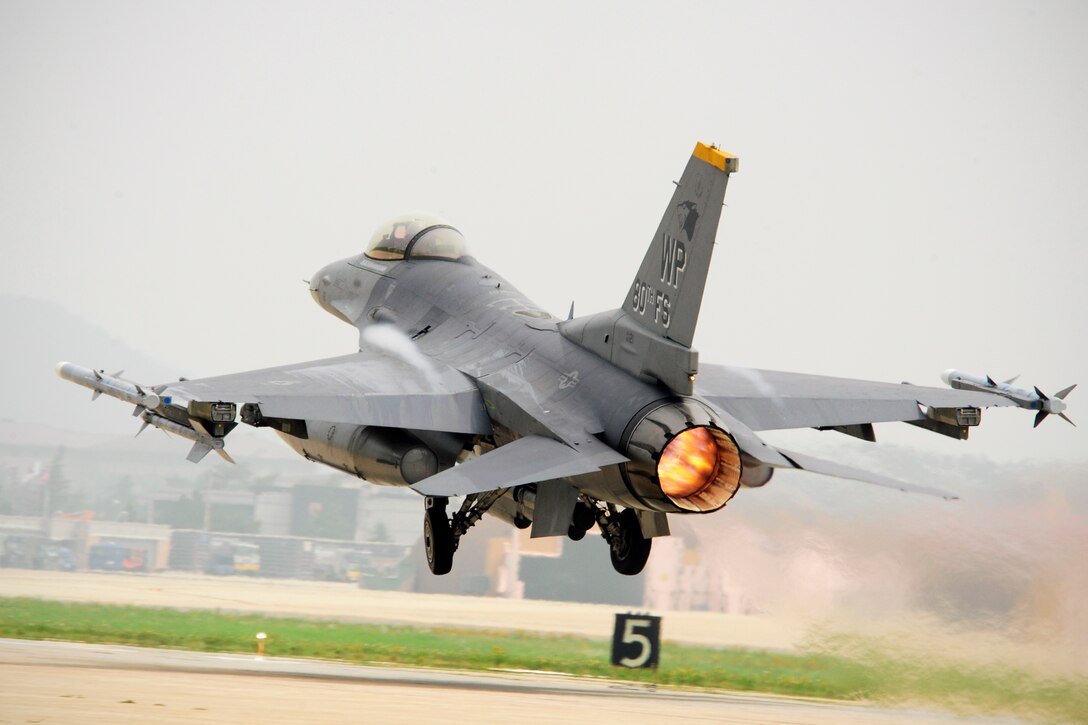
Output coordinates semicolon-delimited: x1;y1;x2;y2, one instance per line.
309;252;678;510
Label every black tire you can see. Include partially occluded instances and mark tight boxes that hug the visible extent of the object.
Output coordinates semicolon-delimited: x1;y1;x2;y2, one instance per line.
424;506;454;575
568;501;595;541
571;501;596;530
609;508;652;576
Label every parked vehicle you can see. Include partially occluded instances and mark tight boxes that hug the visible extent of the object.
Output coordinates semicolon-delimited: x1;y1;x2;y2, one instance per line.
204;538;261;576
34;543;76;571
89;542;145;572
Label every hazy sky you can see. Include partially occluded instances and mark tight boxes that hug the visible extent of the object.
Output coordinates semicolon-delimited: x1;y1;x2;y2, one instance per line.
2;1;1085;463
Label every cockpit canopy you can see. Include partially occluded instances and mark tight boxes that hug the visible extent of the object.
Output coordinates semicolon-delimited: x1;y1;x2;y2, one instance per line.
364;212;470;262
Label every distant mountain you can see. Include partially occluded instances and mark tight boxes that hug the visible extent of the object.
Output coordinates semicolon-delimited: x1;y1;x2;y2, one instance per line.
0;295;180;434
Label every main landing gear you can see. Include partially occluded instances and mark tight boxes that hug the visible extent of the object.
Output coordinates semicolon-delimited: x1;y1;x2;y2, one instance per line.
422;491;652;577
423;497;454;575
595;502;652;576
567;501;596;541
422;490;506;575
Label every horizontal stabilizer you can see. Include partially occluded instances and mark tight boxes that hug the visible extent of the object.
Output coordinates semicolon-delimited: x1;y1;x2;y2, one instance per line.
778;448;958;500
412;435;627;496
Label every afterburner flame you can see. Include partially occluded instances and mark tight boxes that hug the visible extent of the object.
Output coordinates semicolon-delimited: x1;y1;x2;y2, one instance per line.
658;426;721;499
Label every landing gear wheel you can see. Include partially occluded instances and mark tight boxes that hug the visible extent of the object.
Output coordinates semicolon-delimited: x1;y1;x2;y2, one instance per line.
609;508;652;576
568;501;596;541
424;500;454;576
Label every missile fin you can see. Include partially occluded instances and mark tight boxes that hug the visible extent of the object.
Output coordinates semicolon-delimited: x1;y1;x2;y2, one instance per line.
215;448;236;464
1055;384;1077;400
92;369;102;380
1059;412;1076;427
1034;386;1049;401
131;404;143;417
190;418;211;437
111;369;124;377
1003;374;1020;385
186;442;213;463
1033;410;1049;428
135;420;150;437
91;390;101;401
986;375;997;387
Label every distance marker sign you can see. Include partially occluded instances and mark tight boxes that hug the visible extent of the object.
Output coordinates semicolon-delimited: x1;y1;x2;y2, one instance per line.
611;613;661;668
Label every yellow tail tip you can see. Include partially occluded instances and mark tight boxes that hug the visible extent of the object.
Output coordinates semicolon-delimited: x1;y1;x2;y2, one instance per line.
693;142;738;172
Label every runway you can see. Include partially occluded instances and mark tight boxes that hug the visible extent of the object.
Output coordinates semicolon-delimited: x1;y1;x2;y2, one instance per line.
0;571;1049;723
0;639;1031;725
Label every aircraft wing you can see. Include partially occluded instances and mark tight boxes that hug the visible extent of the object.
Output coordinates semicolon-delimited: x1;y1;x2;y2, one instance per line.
697;364;1016;432
160;351;492;435
704;401;960;499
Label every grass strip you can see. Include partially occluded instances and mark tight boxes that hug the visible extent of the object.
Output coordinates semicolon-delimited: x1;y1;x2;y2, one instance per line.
1;597;1084;723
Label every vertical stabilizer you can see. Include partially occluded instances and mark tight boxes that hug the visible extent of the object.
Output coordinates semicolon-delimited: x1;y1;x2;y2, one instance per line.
626;143;737;348
559;143;737;395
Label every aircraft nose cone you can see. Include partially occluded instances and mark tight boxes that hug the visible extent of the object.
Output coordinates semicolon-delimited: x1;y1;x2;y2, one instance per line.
309;267;324;292
308;261;356;325
309;264;332;308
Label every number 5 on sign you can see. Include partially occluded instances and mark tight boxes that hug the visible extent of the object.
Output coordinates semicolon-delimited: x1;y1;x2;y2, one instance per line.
611;613;661;668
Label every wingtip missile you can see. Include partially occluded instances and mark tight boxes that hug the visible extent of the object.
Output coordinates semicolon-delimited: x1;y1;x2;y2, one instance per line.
943;369;1075;427
57;361;236;462
57;362;161;410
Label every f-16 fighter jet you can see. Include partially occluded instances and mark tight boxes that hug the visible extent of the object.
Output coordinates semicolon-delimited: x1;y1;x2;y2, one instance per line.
57;143;1073;576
